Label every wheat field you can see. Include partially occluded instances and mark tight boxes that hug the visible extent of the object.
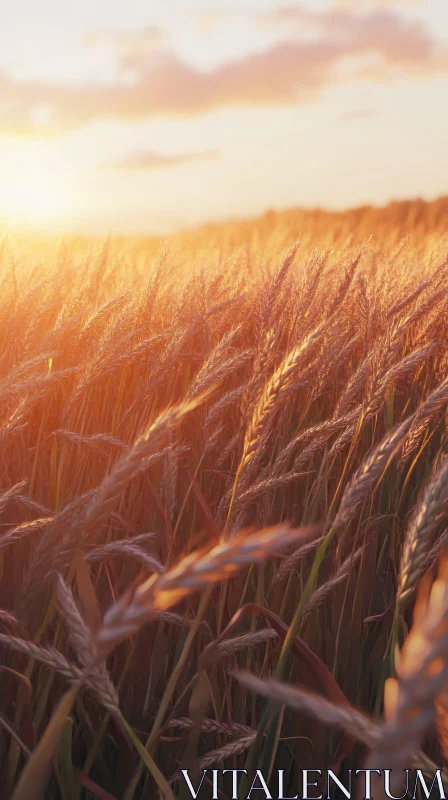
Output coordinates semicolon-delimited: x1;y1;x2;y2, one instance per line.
0;197;448;798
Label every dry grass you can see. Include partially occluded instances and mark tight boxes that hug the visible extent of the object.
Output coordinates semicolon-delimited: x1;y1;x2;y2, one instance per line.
0;197;447;798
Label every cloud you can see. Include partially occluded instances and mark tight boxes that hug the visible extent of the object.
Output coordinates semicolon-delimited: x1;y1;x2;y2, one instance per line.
105;149;218;170
0;8;446;135
263;6;436;63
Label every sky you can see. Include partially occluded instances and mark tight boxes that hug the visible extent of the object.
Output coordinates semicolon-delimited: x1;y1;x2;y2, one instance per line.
0;0;447;234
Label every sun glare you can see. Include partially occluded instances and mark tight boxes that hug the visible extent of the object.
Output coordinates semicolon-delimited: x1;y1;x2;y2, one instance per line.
2;177;68;229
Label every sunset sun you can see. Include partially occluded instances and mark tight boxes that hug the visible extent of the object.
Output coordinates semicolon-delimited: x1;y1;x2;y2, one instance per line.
4;177;68;227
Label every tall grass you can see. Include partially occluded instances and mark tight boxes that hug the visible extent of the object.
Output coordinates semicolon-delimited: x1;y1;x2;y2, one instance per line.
0;198;447;798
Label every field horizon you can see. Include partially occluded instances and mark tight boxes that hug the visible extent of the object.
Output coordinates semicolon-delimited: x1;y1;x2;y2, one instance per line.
2;193;448;244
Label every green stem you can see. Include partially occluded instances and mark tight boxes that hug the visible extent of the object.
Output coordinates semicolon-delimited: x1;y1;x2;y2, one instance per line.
243;527;336;792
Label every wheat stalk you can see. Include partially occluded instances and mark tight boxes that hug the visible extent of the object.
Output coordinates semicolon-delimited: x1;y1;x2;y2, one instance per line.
365;551;448;786
233;670;379;747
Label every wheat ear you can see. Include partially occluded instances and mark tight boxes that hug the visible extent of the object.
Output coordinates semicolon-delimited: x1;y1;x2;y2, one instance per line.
397;458;448;610
95;524;319;657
